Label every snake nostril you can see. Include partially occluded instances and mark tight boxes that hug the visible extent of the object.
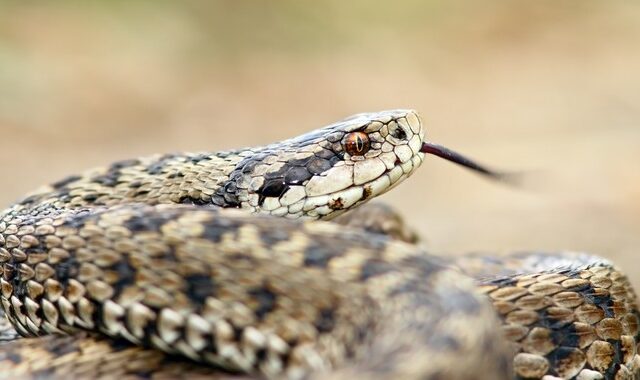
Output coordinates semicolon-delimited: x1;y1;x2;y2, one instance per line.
389;124;408;141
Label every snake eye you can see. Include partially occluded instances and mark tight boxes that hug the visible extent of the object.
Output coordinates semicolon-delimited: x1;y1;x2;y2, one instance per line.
343;132;370;156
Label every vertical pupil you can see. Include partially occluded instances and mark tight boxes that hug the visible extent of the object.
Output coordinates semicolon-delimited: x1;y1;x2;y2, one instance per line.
355;136;363;152
344;132;369;156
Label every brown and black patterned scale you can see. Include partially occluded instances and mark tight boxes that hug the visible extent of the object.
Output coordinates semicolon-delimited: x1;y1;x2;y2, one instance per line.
0;109;638;379
453;253;640;380
0;204;509;379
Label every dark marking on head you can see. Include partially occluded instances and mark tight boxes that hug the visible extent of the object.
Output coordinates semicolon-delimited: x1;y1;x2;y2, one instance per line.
255;156;316;206
258;153;341;205
213;143;346;207
284;167;311;186
315;148;336;160
258;180;288;204
307;157;332;174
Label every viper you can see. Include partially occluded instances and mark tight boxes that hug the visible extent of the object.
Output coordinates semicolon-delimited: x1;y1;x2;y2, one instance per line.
0;110;637;379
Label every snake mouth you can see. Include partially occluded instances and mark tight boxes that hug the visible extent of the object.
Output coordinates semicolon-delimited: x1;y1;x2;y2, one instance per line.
420;141;507;181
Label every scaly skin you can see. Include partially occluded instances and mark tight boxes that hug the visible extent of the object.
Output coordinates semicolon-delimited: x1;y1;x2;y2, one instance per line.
0;110;637;379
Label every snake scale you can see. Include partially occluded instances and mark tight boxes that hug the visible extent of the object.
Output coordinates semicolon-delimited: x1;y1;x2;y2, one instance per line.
0;109;638;379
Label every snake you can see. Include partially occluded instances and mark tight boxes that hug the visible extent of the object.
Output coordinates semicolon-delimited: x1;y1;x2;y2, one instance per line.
0;109;638;380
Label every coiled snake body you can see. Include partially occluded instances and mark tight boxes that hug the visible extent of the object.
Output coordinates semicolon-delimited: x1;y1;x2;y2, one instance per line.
0;110;637;379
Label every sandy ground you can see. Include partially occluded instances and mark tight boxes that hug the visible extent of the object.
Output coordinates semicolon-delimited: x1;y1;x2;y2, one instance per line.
1;1;639;286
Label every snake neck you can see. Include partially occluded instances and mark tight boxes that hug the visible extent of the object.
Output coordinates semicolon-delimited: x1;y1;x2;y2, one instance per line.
4;152;244;215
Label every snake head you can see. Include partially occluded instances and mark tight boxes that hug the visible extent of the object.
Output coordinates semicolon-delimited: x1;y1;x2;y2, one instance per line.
232;109;426;219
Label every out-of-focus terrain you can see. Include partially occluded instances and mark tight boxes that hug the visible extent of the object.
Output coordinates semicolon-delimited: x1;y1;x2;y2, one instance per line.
1;1;639;285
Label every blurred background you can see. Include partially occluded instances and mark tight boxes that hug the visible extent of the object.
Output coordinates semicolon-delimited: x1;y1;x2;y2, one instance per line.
0;1;638;284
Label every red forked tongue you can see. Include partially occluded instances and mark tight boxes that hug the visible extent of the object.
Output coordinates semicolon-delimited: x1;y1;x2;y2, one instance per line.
420;141;511;182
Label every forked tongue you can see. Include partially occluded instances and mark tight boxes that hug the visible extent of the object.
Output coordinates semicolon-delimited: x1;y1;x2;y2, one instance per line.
420;141;516;183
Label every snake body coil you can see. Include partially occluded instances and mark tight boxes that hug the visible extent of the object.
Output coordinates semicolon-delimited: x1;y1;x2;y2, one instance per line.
0;110;638;379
